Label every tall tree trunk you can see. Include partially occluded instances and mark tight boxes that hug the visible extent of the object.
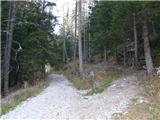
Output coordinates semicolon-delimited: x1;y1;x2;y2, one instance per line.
88;13;91;63
83;26;86;63
63;29;68;64
115;49;117;64
143;20;154;80
133;13;138;63
78;0;84;78
4;1;16;95
88;32;91;63
84;4;88;63
83;3;86;63
104;46;107;64
42;0;45;13
62;9;68;64
73;0;78;73
123;47;126;66
62;8;65;64
87;0;90;63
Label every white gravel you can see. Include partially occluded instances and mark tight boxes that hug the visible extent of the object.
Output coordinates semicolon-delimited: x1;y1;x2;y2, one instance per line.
0;74;139;120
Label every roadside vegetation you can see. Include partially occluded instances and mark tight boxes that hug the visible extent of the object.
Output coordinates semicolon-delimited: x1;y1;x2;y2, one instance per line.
112;73;160;120
112;102;160;120
63;63;124;95
1;80;49;115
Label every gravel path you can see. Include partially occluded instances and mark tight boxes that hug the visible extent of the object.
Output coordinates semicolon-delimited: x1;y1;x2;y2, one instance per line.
0;74;139;120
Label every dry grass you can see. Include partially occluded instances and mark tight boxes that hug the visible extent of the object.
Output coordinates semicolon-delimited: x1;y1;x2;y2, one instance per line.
113;104;149;120
112;101;160;120
63;64;124;94
112;72;160;120
1;80;49;115
112;103;151;120
140;74;160;103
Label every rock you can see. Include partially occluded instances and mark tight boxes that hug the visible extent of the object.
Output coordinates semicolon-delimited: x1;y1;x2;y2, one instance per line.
89;71;95;77
156;66;160;78
135;97;149;104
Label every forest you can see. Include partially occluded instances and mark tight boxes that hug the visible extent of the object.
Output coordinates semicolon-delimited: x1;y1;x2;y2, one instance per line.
1;0;160;119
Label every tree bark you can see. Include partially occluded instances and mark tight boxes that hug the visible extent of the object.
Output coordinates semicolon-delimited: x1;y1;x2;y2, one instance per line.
104;46;107;64
133;13;138;63
4;1;16;95
62;27;66;63
62;9;68;64
83;26;86;63
73;0;78;73
83;3;86;63
63;28;68;64
143;19;154;80
88;32;91;63
88;13;91;63
42;0;45;13
123;47;126;66
78;0;84;78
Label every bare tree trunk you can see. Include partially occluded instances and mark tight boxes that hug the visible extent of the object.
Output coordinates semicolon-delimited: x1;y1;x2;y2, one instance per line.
104;46;107;64
42;0;45;13
115;49;117;64
62;26;66;63
83;3;86;63
123;47;126;66
88;17;91;63
78;0;84;78
133;13;138;63
152;21;156;36
143;19;154;80
62;9;68;64
73;0;78;72
63;29;68;64
83;26;86;63
88;33;91;63
62;8;65;64
84;4;88;63
4;1;16;95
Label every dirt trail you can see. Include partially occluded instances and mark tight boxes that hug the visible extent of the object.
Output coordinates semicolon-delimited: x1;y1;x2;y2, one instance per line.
0;73;140;120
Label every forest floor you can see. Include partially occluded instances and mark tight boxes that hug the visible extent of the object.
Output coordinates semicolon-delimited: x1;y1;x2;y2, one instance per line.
0;68;144;120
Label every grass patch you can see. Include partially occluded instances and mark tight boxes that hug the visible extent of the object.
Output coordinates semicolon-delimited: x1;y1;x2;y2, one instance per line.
71;77;92;90
147;101;160;120
112;72;160;120
140;73;160;102
94;70;123;82
87;86;104;95
63;64;124;93
1;80;49;115
112;101;160;120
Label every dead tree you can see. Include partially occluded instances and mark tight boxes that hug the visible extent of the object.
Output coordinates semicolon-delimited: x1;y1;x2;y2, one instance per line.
78;0;84;78
82;2;86;63
123;47;126;66
73;0;78;72
62;8;68;64
133;13;138;63
104;46;107;64
4;1;16;95
143;19;154;80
